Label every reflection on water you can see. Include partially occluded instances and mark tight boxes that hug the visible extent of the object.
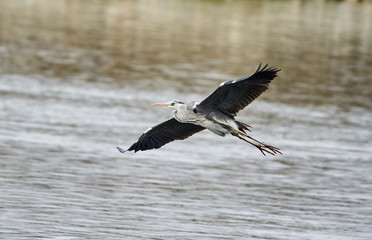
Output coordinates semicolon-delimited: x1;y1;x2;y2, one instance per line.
0;0;371;239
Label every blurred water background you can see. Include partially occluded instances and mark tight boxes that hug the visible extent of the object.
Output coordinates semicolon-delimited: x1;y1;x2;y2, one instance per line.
0;0;371;239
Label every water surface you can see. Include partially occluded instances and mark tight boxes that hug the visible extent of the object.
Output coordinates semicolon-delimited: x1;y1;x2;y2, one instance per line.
0;0;371;239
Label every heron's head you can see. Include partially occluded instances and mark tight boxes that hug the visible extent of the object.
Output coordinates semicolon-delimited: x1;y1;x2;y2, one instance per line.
151;100;185;111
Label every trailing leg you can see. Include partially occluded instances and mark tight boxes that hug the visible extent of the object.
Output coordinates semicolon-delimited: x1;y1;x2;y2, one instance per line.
232;132;282;156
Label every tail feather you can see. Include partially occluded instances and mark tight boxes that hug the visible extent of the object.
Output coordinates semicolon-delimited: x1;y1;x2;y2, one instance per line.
235;120;252;133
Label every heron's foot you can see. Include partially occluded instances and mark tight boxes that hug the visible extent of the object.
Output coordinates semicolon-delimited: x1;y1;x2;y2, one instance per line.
256;143;282;156
234;133;282;156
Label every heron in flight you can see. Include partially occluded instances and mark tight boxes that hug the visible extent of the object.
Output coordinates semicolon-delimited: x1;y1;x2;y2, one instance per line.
117;64;281;155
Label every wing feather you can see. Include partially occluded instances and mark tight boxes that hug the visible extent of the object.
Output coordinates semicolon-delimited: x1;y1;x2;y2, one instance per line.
125;118;205;152
199;64;280;117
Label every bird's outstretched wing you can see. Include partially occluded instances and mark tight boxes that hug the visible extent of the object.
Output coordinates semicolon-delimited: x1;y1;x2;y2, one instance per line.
199;64;280;117
118;118;205;153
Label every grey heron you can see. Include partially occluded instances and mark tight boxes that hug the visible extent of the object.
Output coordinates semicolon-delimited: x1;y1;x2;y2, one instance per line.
117;63;281;155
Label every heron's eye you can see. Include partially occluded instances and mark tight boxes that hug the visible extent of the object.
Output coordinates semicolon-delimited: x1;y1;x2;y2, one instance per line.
170;102;175;106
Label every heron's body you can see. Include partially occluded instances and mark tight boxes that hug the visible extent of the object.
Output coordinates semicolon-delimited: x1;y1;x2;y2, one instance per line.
174;101;238;136
117;64;282;155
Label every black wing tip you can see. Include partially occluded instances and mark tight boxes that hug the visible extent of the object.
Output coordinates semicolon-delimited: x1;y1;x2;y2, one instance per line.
217;63;281;87
116;146;128;153
256;63;281;74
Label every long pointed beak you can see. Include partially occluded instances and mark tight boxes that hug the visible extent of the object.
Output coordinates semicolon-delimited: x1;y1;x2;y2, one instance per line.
151;102;169;107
